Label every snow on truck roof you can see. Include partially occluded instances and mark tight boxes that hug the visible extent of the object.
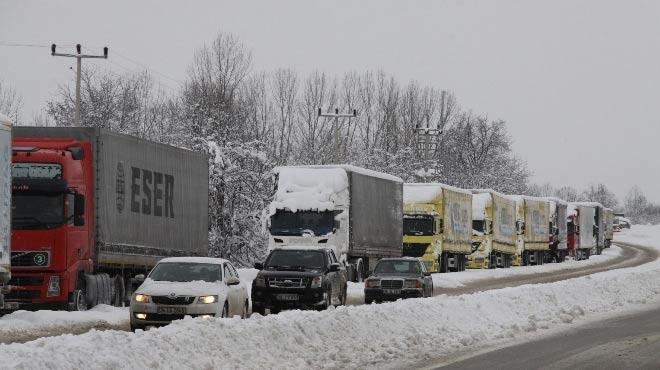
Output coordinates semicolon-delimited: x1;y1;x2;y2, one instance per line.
270;167;349;214
274;165;403;183
571;201;604;208
158;257;229;265
471;193;492;220
403;183;472;203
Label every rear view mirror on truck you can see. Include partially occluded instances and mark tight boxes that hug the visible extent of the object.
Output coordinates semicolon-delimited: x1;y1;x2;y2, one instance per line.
74;194;85;226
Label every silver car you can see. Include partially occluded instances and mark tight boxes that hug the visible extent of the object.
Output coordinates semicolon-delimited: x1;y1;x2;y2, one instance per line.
129;257;249;331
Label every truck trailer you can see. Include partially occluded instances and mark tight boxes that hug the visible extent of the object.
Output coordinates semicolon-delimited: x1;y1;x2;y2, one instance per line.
604;208;614;248
0;115;13;310
572;202;605;255
467;189;516;269
545;197;568;263
567;203;597;260
267;165;402;281
402;183;472;273
8;127;209;310
512;196;550;266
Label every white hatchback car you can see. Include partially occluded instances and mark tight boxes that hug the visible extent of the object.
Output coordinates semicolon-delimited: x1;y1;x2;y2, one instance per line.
129;257;249;331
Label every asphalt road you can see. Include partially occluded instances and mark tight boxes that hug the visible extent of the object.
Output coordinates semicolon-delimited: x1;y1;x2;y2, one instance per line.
432;304;660;370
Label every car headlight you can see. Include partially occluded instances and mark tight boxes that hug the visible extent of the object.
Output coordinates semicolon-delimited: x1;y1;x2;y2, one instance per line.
134;294;150;303
404;279;422;289
310;276;323;288
254;275;266;287
365;279;380;288
198;295;218;304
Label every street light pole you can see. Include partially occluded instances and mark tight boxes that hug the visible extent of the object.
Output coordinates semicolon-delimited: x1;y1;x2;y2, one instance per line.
51;44;108;126
318;108;358;161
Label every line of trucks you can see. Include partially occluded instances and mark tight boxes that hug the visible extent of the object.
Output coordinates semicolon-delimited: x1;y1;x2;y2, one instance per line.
0;124;616;312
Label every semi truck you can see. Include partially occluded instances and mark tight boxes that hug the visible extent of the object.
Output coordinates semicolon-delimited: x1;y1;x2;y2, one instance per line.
266;165;402;281
545;197;568;263
402;183;472;273
7;127;209;311
0;114;14;310
467;189;516;269
567;203;597;260
572;202;605;255
512;196;550;266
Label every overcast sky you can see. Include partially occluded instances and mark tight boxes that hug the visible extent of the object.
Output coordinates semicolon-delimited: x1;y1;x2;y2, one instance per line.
1;0;659;203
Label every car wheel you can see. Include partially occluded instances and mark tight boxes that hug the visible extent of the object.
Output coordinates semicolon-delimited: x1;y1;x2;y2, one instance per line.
221;302;229;318
242;300;249;319
130;323;143;332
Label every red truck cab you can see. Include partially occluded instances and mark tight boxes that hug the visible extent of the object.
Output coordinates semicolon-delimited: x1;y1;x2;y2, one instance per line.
9;138;93;309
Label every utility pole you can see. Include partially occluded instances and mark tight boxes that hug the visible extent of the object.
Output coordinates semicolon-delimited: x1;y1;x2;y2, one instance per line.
318;108;358;162
414;90;446;174
51;44;108;126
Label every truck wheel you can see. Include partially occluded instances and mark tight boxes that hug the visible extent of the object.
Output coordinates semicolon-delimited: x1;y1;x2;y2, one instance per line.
488;253;497;269
84;274;98;308
68;289;88;311
439;253;449;273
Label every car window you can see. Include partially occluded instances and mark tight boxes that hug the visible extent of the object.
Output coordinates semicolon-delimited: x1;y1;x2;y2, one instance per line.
228;263;239;279
223;264;233;280
374;260;422;274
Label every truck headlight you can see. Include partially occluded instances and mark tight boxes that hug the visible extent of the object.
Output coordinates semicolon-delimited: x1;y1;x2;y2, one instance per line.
199;295;218;304
365;279;380;288
254;275;266;287
46;276;60;297
310;276;323;288
404;279;422;289
134;294;150;303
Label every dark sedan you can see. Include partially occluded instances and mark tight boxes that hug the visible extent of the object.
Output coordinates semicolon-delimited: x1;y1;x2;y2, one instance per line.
364;258;434;304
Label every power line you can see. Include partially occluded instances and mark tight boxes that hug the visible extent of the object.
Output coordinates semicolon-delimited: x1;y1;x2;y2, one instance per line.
111;49;184;87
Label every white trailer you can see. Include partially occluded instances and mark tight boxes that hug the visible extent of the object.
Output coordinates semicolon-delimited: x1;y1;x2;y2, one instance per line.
0;114;14;309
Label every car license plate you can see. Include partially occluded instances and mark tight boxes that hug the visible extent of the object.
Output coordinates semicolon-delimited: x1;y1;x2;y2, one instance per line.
383;289;401;295
157;306;186;314
276;294;299;301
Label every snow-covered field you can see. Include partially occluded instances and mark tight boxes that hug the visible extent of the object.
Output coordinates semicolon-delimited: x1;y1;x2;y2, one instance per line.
0;227;657;369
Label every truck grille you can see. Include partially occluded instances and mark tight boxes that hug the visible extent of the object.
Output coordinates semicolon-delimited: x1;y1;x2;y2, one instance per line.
268;277;308;288
151;296;195;305
5;289;40;301
381;280;404;290
9;276;44;287
11;252;50;267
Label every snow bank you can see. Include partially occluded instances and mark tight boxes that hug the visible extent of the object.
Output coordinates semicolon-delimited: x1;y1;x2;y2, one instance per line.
0;305;128;343
269;167;348;214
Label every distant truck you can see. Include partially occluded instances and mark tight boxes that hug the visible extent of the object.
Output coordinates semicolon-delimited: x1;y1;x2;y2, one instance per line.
8;127;209;311
468;189;516;269
604;208;614;248
567;203;597;260
572;202;605;255
0;115;14;310
402;183;472;273
545;197;568;263
267;165;402;282
512;196;550;266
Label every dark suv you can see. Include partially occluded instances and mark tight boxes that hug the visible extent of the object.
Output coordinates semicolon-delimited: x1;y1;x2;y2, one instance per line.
251;247;348;314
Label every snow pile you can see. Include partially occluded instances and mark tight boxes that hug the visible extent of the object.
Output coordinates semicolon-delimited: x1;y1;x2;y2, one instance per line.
269;167;348;214
0;305;128;343
471;192;492;221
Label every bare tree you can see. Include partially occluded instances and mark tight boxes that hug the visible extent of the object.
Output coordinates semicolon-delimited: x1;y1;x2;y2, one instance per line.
581;184;619;209
0;79;23;124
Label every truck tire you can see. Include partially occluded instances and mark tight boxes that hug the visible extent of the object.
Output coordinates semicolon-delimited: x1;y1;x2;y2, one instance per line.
96;274;107;305
68;289;87;311
84;274;98;307
439;253;449;273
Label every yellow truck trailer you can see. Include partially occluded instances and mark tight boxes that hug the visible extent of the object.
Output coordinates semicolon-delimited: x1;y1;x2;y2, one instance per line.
511;196;550;266
468;189;517;269
403;183;472;273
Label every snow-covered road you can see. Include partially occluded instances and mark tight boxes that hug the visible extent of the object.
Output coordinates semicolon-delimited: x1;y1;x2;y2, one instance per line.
0;227;658;369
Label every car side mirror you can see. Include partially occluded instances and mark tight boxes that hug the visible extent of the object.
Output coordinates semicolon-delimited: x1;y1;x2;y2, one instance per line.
328;263;340;273
254;262;263;270
74;193;85;226
134;274;145;283
226;277;241;286
424;272;431;277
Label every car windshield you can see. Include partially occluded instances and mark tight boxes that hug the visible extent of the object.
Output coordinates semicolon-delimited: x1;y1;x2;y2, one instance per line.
12;194;65;230
265;250;325;270
403;215;434;236
270;210;335;236
374;260;422;274
148;263;222;282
